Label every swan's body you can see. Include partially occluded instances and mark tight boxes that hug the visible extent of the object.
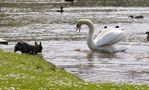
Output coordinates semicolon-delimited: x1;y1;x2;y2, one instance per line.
76;19;126;53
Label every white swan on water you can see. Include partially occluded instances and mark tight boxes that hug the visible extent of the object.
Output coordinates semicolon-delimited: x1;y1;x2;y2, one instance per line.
76;19;126;53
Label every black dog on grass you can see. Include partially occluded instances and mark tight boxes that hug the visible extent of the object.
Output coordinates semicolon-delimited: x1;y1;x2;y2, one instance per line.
14;41;42;54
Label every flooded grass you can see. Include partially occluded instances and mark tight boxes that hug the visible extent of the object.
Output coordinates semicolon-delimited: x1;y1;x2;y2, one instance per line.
0;50;149;89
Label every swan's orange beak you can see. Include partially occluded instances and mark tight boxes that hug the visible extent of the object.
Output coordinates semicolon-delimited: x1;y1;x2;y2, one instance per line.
76;24;81;32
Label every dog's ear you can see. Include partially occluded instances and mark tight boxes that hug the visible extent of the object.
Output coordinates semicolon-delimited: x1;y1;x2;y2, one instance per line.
35;41;38;45
39;42;41;45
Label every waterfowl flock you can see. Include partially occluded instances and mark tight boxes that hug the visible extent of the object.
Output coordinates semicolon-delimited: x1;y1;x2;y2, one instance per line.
0;1;148;54
129;15;144;19
3;13;148;54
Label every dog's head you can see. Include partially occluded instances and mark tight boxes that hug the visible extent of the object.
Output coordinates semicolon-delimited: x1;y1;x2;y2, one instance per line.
34;41;42;53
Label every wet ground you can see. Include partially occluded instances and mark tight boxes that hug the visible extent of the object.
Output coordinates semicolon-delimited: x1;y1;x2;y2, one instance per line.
1;1;149;84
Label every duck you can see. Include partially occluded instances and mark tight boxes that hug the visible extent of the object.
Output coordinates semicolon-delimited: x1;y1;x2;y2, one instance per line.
104;26;108;29
56;6;64;13
135;15;144;19
115;26;119;28
129;15;134;18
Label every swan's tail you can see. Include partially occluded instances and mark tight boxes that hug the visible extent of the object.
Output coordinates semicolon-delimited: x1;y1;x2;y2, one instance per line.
113;44;129;53
114;42;132;53
96;45;126;53
114;47;127;53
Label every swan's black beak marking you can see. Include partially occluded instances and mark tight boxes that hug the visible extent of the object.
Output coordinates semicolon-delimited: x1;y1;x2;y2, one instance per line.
76;24;81;32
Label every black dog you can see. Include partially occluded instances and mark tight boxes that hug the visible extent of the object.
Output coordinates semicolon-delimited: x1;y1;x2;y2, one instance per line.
14;41;42;54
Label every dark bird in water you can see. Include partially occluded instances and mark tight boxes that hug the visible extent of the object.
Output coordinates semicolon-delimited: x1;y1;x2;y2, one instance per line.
104;26;107;29
135;15;144;19
65;0;74;5
56;6;64;13
115;26;119;28
104;26;119;28
129;15;144;19
129;15;134;18
146;32;149;41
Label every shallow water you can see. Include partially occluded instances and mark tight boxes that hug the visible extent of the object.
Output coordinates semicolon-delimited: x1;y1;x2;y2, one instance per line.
1;1;149;84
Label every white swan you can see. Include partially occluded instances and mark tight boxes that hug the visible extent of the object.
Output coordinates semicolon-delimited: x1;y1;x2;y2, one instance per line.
76;19;126;53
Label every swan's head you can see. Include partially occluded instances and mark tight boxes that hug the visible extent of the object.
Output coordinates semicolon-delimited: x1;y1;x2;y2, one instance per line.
76;19;93;32
76;23;81;32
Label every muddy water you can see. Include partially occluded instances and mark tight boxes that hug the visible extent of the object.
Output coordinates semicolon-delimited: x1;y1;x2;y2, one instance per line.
1;2;149;84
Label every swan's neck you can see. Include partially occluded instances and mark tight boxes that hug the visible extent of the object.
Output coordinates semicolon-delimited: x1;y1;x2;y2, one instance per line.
85;21;96;51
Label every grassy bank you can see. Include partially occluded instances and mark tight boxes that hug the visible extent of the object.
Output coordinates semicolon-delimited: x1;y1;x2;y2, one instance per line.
0;50;149;90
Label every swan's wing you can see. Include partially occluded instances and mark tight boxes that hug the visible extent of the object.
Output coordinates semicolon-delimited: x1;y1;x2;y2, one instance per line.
94;28;126;47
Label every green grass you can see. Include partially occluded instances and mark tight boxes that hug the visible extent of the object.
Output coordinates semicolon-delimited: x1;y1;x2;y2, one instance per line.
0;50;149;90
